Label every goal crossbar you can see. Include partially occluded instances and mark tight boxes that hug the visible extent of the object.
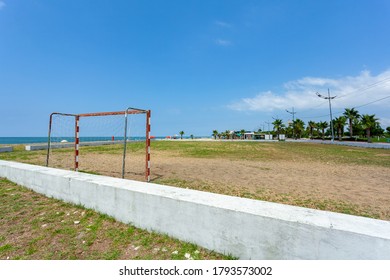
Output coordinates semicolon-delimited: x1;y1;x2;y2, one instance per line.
46;107;151;182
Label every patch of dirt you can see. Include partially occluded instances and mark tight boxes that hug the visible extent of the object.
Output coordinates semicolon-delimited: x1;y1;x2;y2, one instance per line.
151;155;390;214
38;149;390;220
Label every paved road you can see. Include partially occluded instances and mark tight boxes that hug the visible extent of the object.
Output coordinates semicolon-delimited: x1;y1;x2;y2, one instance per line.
288;139;390;149
161;138;390;149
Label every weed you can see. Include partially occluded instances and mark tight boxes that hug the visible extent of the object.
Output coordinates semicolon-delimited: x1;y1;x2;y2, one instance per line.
0;178;230;259
0;244;13;253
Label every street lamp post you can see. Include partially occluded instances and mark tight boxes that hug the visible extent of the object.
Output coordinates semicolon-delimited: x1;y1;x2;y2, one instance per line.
316;89;336;142
286;107;296;139
265;121;271;134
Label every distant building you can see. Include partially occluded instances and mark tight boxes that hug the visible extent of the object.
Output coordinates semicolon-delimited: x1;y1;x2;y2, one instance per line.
243;132;254;140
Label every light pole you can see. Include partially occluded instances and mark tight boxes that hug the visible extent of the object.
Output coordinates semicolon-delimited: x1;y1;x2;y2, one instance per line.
286;107;296;139
265;121;272;140
316;89;336;142
265;121;271;133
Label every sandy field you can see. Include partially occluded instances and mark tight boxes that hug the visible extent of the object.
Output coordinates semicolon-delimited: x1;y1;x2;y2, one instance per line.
43;144;390;220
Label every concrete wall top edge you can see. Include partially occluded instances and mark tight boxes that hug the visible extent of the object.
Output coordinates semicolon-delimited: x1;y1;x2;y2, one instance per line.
1;159;389;240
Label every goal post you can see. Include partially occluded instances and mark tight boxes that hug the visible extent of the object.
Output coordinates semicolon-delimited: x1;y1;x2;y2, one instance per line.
122;107;151;182
46;107;151;182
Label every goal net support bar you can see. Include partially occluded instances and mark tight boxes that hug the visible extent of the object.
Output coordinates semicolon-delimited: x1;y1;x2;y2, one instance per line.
46;107;151;182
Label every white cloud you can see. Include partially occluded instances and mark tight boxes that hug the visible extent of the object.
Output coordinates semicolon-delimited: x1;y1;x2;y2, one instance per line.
379;117;390;128
0;1;6;10
215;39;232;46
215;20;231;28
229;70;390;115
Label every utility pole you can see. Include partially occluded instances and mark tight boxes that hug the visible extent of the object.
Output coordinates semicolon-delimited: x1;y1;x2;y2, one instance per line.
265;121;272;140
265;121;271;134
286;107;296;139
316;89;336;142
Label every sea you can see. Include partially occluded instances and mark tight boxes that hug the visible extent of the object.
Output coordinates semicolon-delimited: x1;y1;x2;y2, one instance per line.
0;137;51;145
0;137;152;145
0;136;201;145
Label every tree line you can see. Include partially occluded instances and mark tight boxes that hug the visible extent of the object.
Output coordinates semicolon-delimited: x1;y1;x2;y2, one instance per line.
212;108;390;142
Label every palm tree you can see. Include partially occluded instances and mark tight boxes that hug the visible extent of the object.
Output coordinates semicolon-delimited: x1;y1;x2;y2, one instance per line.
316;122;321;137
361;114;379;143
285;125;293;138
318;121;328;140
212;130;218;140
224;130;231;140
240;129;246;140
293;119;305;139
333;116;347;141
179;131;184;139
308;121;316;139
272;119;284;139
343;108;360;137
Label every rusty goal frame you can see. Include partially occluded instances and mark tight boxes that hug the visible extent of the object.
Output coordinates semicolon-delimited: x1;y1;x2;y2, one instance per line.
46;107;151;182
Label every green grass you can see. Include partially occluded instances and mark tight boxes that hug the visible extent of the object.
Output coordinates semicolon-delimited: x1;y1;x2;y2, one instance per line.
275;142;390;167
148;141;390;167
2;141;389;167
81;142;146;154
79;170;101;175
0;145;43;161
153;141;274;159
363;137;390;143
0;244;13;253
0;178;233;260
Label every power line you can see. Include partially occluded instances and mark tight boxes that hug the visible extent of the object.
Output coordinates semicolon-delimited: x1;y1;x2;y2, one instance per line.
354;95;390;109
328;95;390;118
335;76;390;100
298;100;329;114
297;76;390;115
300;113;332;120
300;95;390;120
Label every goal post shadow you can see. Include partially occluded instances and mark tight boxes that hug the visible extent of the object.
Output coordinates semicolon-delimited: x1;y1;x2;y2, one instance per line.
46;107;151;182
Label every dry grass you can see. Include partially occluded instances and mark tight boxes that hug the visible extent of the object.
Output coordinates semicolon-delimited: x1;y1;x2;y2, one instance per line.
0;178;233;260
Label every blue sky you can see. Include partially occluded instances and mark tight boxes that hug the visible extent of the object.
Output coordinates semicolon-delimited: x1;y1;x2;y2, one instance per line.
1;0;390;137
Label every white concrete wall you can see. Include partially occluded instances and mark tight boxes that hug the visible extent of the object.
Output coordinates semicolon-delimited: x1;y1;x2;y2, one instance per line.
0;159;389;260
0;146;13;153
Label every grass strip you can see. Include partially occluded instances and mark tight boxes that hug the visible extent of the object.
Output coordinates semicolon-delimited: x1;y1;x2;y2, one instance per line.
0;178;234;260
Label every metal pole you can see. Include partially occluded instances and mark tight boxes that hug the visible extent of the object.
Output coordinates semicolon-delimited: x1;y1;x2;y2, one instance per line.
46;112;78;168
122;107;149;180
328;88;335;142
286;107;296;139
292;108;295;139
122;110;129;179
145;110;151;182
265;122;271;133
46;113;54;167
316;90;336;142
74;115;80;171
